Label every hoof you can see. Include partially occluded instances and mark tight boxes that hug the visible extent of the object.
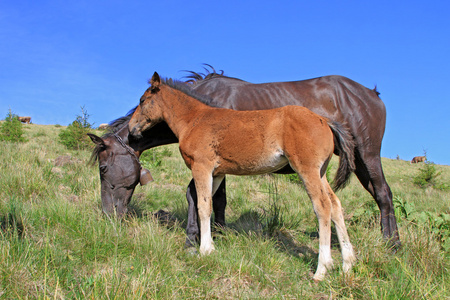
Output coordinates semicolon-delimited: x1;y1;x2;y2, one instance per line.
199;244;215;256
185;247;198;256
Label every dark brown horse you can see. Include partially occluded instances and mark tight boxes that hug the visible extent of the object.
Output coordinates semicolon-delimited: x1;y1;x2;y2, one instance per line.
129;73;356;281
186;67;399;248
90;66;400;248
88;121;170;216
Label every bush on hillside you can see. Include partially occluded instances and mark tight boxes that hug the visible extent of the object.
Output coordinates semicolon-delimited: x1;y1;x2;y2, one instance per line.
58;106;93;150
0;109;25;142
413;161;441;188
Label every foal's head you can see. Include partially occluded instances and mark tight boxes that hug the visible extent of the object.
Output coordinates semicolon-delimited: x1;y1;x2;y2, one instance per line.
129;72;164;138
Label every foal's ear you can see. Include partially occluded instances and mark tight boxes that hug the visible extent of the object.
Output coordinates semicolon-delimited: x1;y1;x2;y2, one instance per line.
150;72;161;90
87;133;105;147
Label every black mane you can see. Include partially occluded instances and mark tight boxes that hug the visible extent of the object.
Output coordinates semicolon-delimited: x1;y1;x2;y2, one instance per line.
90;107;137;164
183;64;225;85
107;106;137;134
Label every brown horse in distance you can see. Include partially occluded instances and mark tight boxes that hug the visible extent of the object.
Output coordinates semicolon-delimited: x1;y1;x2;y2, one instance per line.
18;116;31;124
411;156;426;163
129;72;357;281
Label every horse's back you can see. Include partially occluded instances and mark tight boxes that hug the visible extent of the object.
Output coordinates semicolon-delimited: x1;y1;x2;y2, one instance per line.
194;75;386;151
195;75;384;121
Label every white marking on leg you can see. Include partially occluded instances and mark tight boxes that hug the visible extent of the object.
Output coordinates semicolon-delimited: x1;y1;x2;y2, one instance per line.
193;167;216;255
199;218;214;255
324;178;356;274
314;239;334;281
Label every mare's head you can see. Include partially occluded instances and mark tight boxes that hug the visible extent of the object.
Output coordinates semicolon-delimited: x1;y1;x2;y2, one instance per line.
129;72;165;138
88;126;152;217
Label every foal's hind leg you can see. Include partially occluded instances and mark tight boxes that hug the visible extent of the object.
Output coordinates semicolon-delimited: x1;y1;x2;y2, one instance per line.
296;168;334;281
323;177;355;273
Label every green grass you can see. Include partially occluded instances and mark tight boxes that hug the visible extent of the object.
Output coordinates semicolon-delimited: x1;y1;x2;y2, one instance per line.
0;124;449;299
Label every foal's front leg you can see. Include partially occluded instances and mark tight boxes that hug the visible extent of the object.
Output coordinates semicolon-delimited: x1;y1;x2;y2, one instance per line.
192;165;223;255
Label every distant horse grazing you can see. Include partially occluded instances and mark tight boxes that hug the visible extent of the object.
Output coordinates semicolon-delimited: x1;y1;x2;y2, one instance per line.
98;123;109;130
129;72;357;281
411;156;426;164
18;116;31;124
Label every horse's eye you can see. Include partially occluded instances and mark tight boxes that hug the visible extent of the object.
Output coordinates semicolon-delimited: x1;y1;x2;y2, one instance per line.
100;165;108;174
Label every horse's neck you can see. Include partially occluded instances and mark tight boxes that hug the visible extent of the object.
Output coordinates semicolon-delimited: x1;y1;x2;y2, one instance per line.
161;87;209;138
115;123;146;154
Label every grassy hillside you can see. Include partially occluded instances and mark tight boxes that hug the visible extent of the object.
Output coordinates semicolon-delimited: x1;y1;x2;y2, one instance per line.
1;124;449;299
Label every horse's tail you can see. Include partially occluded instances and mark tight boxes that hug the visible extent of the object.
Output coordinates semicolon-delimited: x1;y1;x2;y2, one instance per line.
327;121;356;191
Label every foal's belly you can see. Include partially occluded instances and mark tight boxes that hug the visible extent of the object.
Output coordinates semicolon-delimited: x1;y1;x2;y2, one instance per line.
214;149;289;176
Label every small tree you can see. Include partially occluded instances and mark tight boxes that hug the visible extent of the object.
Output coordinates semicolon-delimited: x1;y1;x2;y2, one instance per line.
58;106;93;150
413;161;441;188
0;109;25;142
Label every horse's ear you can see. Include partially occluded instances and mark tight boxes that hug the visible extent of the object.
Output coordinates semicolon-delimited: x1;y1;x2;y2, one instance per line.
87;133;105;147
150;72;161;90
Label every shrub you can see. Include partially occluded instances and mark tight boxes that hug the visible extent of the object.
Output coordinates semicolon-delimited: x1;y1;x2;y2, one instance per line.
0;110;26;142
58;106;93;150
413;161;441;188
394;196;450;252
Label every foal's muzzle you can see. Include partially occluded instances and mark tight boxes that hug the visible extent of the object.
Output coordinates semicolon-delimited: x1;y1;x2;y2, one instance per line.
129;127;143;139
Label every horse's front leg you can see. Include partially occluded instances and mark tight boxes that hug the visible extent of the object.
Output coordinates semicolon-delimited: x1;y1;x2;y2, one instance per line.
185;179;199;248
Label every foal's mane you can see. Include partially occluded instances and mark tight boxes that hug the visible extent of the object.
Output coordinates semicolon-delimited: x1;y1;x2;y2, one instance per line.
160;77;218;107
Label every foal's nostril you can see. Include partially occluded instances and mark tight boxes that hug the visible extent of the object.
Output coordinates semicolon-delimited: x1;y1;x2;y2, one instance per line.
130;127;137;136
130;127;143;139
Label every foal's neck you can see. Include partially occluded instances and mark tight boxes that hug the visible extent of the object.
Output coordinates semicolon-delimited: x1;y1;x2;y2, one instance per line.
160;85;210;138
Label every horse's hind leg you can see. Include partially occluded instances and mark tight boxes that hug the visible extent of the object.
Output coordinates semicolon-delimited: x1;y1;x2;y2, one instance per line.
323;177;355;273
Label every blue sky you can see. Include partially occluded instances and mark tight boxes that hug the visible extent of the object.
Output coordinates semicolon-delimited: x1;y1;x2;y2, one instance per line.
1;1;449;165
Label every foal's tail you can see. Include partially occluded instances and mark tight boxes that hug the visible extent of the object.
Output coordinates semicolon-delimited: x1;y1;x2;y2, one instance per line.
327;121;356;191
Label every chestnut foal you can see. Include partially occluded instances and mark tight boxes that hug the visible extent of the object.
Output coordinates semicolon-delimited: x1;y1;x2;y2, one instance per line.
129;72;356;281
